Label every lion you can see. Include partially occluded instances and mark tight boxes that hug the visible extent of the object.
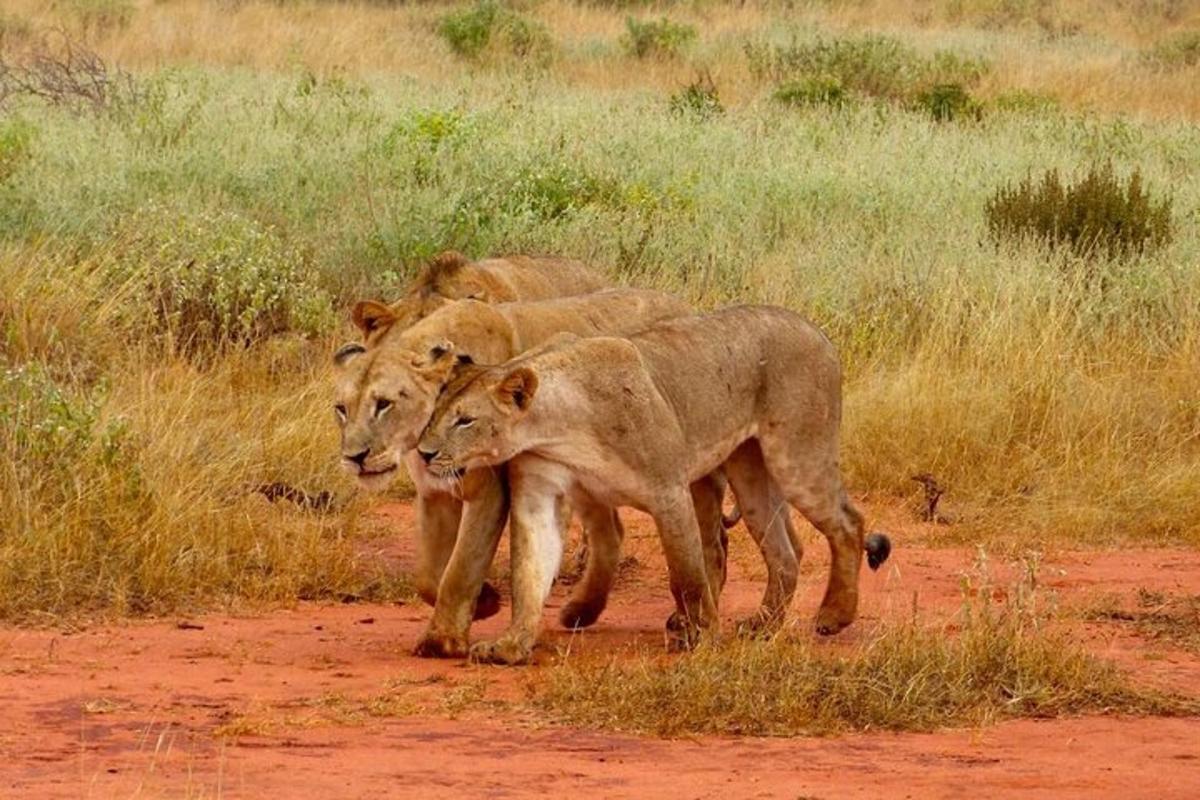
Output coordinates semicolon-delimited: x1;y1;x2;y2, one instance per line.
358;251;609;342
418;305;892;662
333;288;731;661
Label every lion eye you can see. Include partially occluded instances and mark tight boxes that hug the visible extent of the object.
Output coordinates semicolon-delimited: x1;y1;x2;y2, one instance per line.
453;415;475;429
375;398;392;417
334;404;347;420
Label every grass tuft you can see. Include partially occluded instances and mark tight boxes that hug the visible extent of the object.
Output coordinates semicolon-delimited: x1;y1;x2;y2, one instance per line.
538;576;1196;736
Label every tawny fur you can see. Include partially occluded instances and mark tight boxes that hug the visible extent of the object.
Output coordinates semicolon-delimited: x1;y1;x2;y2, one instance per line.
420;306;882;655
334;287;729;661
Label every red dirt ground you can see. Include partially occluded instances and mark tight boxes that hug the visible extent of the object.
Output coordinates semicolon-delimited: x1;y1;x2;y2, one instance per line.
2;502;1199;799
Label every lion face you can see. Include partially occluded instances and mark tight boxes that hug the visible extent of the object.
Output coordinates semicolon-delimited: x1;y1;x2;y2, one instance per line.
332;342;457;492
417;367;538;479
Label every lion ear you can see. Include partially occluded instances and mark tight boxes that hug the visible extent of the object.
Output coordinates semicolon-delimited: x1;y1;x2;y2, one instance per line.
495;367;538;412
352;301;398;338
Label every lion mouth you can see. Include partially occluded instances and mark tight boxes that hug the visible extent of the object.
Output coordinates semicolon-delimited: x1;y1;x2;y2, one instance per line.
358;465;398;478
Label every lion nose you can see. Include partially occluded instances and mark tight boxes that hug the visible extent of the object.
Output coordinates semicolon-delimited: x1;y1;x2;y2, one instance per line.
346;449;370;467
418;448;438;465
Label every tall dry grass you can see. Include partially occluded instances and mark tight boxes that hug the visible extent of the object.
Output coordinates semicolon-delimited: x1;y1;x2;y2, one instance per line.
0;1;1196;619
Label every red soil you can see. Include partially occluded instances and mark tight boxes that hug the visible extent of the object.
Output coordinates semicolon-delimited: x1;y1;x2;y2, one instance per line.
2;502;1199;798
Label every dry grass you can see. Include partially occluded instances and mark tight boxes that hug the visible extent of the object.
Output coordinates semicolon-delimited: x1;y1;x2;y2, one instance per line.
0;244;412;620
2;0;1199;120
537;573;1198;736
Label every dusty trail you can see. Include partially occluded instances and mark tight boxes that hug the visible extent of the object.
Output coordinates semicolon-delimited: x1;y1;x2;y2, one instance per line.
2;502;1199;798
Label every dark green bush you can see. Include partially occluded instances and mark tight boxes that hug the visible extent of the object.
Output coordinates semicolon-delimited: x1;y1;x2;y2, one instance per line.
1142;31;1200;70
115;205;335;353
669;74;723;119
985;165;1173;259
773;76;846;108
914;82;983;122
437;1;552;62
746;34;987;104
622;16;696;59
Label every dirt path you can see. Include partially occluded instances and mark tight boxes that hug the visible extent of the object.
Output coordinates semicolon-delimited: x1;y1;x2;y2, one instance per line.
3;503;1199;798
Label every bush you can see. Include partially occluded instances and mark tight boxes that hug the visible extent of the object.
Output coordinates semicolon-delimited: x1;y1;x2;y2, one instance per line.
746;34;987;103
0;364;132;490
505;162;621;221
985;165;1173;259
669;74;723;119
437;1;553;62
914;82;983;121
773;75;846;108
622;16;696;59
1142;31;1200;70
115;206;334;354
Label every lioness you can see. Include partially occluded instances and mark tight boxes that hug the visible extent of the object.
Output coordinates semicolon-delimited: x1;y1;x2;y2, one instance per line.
334;289;730;660
419;305;892;659
361;251;608;342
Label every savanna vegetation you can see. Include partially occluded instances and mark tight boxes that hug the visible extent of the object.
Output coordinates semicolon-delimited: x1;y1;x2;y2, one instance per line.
0;0;1198;625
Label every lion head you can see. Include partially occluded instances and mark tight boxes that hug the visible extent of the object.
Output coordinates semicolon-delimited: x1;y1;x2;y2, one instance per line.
417;365;539;480
331;336;462;491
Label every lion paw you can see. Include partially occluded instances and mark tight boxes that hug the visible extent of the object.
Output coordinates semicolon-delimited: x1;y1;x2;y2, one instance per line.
469;635;533;666
664;611;701;652
413;630;470;659
559;599;605;630
472;581;502;621
814;605;855;636
735;609;784;638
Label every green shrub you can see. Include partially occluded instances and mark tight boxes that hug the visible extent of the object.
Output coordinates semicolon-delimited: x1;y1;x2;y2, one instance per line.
773;75;846;108
914;82;983;121
437;1;553;62
0;120;34;184
115;206;335;354
985;165;1173;259
669;74;723;119
1142;31;1200;70
746;34;987;103
0;364;135;496
622;16;696;59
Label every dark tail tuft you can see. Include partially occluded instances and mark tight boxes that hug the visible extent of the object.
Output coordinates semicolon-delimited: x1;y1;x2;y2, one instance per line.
865;532;892;570
721;505;742;530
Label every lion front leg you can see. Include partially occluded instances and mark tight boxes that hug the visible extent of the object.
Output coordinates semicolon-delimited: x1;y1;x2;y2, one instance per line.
414;470;508;659
471;467;567;666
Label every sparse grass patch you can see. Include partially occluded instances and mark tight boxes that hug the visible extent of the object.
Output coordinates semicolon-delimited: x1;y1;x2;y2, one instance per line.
1084;589;1200;653
622;16;696;59
985;164;1173;260
538;577;1195;736
1142;31;1200;71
